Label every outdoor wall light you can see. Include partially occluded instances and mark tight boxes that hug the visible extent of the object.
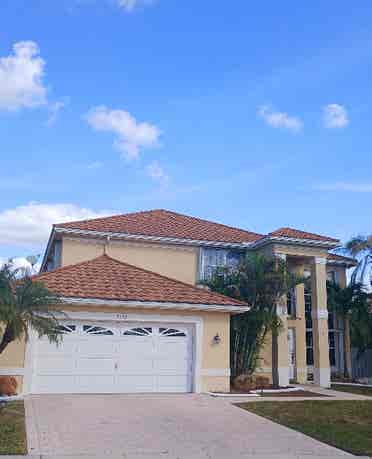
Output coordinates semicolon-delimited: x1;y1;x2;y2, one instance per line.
213;333;221;345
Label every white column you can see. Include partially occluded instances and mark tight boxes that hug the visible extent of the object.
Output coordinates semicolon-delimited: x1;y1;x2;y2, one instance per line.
276;252;290;387
311;257;331;388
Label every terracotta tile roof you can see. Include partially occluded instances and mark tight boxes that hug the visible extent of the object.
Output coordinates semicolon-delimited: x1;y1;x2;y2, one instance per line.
34;255;246;308
327;253;358;265
56;209;264;244
269;227;339;243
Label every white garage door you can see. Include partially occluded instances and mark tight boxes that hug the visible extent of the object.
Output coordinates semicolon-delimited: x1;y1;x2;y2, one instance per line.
32;322;193;394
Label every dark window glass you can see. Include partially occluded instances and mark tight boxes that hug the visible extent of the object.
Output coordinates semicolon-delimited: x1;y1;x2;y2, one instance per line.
306;348;314;365
329;349;336;366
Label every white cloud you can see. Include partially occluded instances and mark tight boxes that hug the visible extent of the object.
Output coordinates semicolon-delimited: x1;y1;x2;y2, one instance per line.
46;100;65;125
323;104;349;128
87;161;103;169
86;106;161;161
257;105;303;132
0;202;109;247
146;161;169;186
314;182;372;193
116;0;154;11
0;41;47;111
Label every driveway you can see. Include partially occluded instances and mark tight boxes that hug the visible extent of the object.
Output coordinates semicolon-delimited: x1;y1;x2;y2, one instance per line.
25;394;352;458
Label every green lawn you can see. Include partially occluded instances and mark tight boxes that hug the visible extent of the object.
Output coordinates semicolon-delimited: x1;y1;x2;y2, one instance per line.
238;400;372;456
0;401;27;455
331;383;372;397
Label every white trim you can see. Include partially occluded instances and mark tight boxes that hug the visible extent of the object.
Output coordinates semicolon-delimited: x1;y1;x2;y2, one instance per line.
327;259;356;267
0;368;24;376
23;311;204;395
41;226;339;272
54;227;254;249
251;386;305;394
311;309;329;320
314;257;327;265
200;368;231;377
251;236;339;249
60;296;250;314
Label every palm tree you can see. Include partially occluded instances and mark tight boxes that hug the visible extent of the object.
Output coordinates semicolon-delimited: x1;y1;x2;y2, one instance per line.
207;253;304;387
345;235;372;286
0;263;63;355
327;281;369;378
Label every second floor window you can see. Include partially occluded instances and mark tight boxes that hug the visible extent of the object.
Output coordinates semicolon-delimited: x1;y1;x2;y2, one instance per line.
287;288;297;317
199;248;244;280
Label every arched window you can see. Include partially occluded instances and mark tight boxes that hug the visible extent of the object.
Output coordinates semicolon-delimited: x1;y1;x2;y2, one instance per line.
123;327;153;336
82;325;114;336
159;328;186;337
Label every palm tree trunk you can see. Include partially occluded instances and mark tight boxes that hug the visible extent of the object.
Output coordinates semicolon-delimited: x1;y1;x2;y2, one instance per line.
343;316;352;379
272;328;280;388
0;322;16;354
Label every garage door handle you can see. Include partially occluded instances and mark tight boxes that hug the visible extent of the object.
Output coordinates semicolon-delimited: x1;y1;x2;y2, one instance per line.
115;363;118;370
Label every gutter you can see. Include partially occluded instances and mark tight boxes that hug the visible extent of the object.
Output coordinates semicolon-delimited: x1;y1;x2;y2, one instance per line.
60;296;250;314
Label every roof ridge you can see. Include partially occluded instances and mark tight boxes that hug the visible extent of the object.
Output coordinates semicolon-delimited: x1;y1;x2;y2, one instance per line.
269;226;339;242
55;208;264;238
54;209;156;228
153;209;264;238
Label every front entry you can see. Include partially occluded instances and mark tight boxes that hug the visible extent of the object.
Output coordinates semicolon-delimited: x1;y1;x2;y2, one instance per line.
31;321;193;394
288;328;296;382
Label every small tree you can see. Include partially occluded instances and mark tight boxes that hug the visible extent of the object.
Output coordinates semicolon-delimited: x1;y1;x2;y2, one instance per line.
327;281;369;378
207;253;304;387
0;263;63;354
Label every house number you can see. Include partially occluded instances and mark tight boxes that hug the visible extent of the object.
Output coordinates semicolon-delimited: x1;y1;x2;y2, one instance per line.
116;313;128;320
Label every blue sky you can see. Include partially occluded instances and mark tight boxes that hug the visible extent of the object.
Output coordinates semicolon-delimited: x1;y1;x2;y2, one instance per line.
1;0;372;261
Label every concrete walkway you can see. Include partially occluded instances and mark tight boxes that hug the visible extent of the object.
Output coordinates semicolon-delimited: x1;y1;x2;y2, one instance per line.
24;393;358;458
225;384;372;403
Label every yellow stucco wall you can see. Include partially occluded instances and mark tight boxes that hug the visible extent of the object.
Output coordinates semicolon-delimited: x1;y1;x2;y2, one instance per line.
0;335;25;368
61;237;199;285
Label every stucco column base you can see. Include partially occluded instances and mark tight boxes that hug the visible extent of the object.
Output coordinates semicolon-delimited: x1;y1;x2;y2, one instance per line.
278;366;290;387
314;367;331;388
296;367;307;384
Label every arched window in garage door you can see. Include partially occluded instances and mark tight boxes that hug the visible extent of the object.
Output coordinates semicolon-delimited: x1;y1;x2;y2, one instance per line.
159;328;186;337
82;325;114;336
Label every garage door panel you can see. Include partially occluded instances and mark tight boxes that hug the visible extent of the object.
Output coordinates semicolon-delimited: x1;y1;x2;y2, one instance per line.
33;321;193;393
118;339;153;355
36;356;76;373
76;358;116;374
33;376;77;394
77;340;117;356
78;375;116;392
38;340;76;355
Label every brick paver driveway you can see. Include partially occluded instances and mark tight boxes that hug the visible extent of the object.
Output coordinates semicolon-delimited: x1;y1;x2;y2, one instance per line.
25;394;352;458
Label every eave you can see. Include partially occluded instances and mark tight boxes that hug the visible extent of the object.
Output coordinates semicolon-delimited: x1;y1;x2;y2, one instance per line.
60;296;250;314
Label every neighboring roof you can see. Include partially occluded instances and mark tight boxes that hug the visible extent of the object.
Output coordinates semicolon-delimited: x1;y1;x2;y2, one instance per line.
327;253;358;266
34;254;247;310
56;209;264;244
269;227;339;243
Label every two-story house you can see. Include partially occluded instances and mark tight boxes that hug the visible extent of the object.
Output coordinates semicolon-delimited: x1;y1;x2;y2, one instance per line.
0;209;356;394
